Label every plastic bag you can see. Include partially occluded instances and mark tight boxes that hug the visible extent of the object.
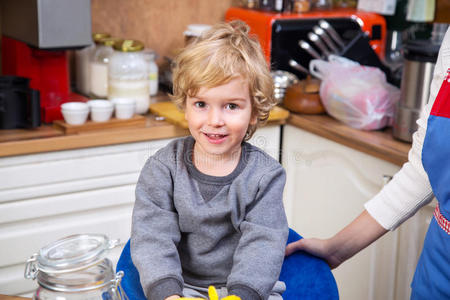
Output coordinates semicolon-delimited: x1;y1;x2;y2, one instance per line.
309;55;400;130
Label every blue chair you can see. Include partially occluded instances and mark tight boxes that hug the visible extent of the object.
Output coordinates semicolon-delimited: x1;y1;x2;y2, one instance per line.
116;229;339;300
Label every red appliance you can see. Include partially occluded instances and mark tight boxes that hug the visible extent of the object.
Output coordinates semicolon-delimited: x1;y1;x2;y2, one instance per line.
225;7;387;80
1;36;87;123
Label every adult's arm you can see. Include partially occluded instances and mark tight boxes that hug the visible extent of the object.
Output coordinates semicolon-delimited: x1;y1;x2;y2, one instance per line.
286;28;450;266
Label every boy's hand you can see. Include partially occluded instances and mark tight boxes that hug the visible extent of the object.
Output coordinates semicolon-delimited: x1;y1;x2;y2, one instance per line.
177;286;241;300
165;296;181;300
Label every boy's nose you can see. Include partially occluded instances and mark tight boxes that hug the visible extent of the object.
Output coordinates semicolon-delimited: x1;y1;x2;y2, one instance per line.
208;108;225;126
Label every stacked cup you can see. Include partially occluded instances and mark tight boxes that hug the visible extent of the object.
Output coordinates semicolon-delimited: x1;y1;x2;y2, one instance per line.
61;102;90;125
61;99;136;125
111;98;136;119
87;100;114;122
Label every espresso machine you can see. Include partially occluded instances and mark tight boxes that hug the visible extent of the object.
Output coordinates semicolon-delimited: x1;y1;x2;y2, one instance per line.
1;0;92;124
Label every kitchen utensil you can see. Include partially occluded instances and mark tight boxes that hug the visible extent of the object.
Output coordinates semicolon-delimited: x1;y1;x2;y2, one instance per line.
318;20;346;49
271;70;299;102
393;39;440;142
87;100;114;122
308;32;331;58
298;40;321;59
288;59;309;75
112;98;136;120
283;76;324;114
312;25;340;53
61;102;90;125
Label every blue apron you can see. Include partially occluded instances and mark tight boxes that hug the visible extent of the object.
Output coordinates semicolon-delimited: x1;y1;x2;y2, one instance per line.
411;68;450;299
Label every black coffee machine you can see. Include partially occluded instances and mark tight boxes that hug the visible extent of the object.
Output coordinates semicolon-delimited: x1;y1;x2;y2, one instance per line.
0;76;40;129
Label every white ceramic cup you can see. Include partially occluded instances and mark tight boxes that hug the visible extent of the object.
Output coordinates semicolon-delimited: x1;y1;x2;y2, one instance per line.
61;102;90;125
111;98;136;120
88;99;114;122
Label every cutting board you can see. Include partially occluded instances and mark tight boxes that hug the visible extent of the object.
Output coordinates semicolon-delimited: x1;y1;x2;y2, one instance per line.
149;102;289;128
53;115;147;134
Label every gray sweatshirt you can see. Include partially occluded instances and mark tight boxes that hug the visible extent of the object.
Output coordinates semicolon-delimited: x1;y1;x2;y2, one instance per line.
131;136;288;300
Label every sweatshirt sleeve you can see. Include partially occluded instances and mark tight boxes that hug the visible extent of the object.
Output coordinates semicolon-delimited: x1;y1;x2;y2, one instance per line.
364;28;450;230
227;165;289;300
131;156;183;300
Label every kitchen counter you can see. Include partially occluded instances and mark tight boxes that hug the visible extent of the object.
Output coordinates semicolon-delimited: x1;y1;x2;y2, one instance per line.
0;107;410;165
0;295;29;300
0;87;410;164
287;113;410;166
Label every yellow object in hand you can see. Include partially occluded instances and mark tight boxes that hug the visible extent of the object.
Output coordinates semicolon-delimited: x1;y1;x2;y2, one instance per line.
178;286;241;300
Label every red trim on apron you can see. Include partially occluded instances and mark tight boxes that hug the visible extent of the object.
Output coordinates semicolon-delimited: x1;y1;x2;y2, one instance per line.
430;68;450;118
433;203;450;235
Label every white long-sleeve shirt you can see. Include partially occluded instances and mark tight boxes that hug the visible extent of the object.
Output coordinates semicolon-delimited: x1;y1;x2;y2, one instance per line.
365;29;450;230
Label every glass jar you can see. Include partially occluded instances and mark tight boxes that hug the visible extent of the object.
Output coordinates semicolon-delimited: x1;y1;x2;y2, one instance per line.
183;24;212;46
90;37;118;99
143;49;159;97
24;234;127;300
75;33;110;96
108;39;150;114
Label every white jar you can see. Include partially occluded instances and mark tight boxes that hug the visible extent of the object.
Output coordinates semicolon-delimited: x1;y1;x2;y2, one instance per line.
143;49;159;97
75;33;110;96
90;37;117;99
108;40;150;114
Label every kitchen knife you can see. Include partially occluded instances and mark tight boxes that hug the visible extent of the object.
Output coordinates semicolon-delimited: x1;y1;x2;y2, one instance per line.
288;59;309;75
313;25;340;53
307;32;331;58
298;40;321;59
318;20;346;49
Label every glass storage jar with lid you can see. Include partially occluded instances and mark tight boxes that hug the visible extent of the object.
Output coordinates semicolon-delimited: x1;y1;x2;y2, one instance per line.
108;39;150;114
24;234;128;300
75;33;110;96
90;37;119;99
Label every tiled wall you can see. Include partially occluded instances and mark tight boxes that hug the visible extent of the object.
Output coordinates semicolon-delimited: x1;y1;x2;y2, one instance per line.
91;0;240;63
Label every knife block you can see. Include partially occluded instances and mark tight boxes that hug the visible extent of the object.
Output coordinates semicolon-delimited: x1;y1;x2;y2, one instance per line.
339;31;399;86
225;7;386;80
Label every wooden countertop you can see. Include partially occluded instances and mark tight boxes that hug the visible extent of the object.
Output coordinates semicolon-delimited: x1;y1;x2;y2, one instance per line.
287;113;411;166
0;295;29;300
0;98;410;166
0;115;190;157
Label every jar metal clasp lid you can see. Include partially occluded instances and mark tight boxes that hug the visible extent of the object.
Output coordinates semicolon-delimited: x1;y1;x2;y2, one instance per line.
24;253;39;280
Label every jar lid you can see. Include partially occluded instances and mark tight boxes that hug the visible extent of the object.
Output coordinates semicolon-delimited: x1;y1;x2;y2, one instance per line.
100;37;121;47
92;33;111;43
113;39;145;52
25;234;119;278
183;24;212;37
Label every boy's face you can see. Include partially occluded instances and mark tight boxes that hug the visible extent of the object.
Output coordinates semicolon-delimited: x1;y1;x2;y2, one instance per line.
185;76;256;159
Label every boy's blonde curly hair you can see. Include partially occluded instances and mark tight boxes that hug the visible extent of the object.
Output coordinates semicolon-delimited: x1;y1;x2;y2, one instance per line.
170;20;276;141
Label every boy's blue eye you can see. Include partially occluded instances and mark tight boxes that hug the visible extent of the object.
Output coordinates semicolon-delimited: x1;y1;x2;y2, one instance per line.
194;101;206;108
226;103;239;110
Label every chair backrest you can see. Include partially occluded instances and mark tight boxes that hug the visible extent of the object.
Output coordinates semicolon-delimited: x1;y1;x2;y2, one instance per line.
116;229;339;300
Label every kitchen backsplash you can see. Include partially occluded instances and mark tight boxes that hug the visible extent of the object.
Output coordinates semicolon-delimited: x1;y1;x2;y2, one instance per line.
91;0;240;65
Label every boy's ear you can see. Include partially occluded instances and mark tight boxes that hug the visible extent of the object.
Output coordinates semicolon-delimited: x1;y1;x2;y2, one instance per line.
250;111;258;125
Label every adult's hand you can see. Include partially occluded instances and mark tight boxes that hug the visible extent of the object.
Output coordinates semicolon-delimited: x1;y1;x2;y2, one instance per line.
285;237;345;269
285;210;388;269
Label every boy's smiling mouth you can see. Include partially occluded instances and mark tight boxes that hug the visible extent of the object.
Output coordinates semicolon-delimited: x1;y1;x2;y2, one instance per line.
203;132;228;143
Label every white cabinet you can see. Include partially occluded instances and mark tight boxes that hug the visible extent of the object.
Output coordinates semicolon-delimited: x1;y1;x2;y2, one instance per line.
0;125;281;297
281;125;432;300
0;138;176;296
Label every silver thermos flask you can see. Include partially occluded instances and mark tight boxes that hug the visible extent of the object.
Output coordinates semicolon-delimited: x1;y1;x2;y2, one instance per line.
393;39;440;142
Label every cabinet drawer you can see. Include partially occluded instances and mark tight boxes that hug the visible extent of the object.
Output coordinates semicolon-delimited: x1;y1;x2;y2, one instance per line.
0;139;174;201
0;205;132;295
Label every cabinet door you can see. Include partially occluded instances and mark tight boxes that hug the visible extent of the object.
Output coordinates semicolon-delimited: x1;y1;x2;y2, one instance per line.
0;138;175;296
248;125;281;161
282;125;401;300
